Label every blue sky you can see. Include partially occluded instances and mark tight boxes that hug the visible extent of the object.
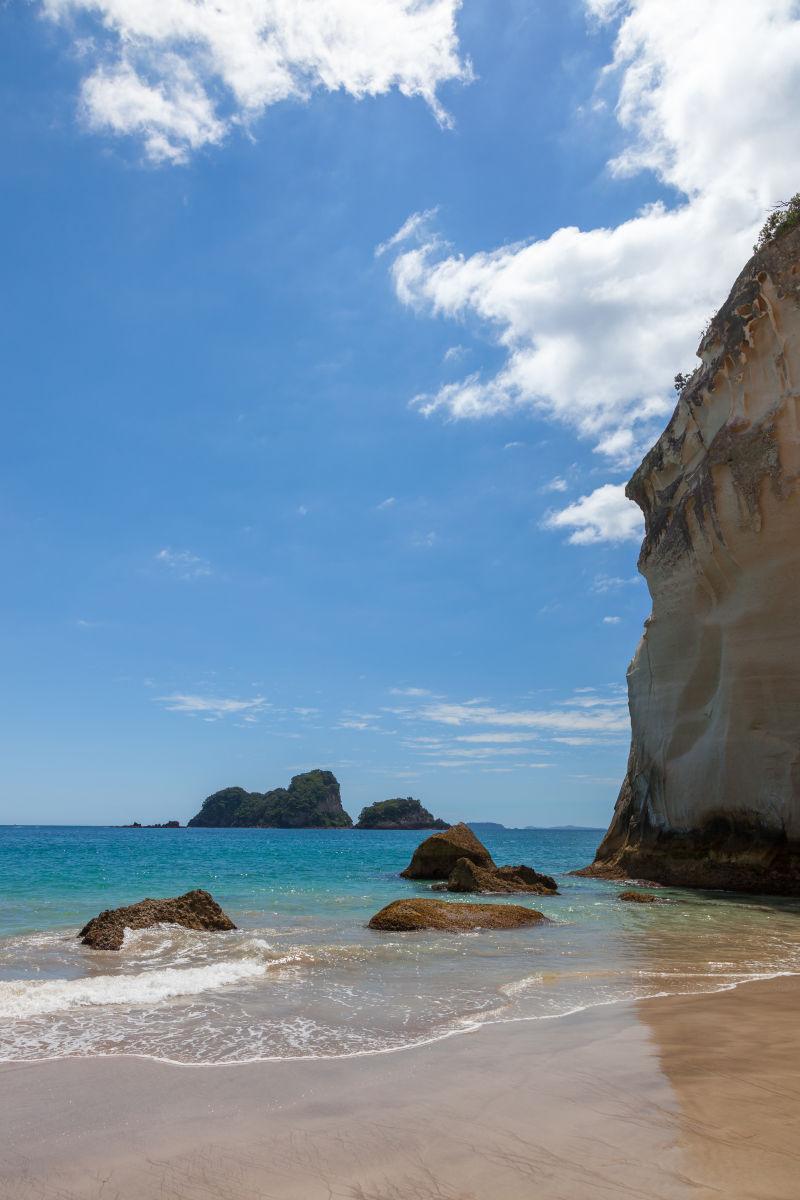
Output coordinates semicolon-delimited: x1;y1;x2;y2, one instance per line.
2;0;797;826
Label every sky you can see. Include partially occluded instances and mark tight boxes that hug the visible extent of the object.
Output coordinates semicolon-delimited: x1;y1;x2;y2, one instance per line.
2;0;799;827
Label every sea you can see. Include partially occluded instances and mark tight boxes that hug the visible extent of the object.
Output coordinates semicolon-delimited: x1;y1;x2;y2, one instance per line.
2;825;799;1065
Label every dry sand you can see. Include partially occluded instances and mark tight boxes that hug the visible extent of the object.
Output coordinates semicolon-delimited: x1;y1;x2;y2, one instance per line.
1;975;799;1199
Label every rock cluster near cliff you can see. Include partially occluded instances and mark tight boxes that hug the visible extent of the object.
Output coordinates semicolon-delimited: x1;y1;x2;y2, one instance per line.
79;889;236;950
355;797;449;829
188;770;352;828
401;824;558;894
582;223;800;895
400;823;496;879
444;859;558;896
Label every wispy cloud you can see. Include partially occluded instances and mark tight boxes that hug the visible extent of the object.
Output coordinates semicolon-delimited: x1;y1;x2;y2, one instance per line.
157;693;266;720
390;686;434;697
413;698;629;735
592;573;641;593
376;496;396;510
602;615;622;625
155;548;212;580
541;476;568;493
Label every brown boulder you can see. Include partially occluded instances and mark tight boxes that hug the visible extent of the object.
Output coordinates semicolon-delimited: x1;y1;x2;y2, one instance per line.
400;822;495;880
618;890;666;904
369;897;549;932
446;858;558;895
78;889;237;950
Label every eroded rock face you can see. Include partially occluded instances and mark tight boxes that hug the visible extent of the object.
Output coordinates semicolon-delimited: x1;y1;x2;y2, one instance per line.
583;226;800;895
400;823;495;880
78;889;236;950
444;858;558;895
368;898;548;932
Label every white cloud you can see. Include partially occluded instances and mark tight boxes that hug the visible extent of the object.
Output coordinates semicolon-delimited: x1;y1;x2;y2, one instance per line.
412;530;438;548
544;483;642;545
376;496;397;510
43;2;470;162
376;208;441;257
541;476;568;493
443;344;467;363
157;693;266;718
415;697;629;735
390;686;433;697
592;572;640;592
602;615;621;624
154;547;212;579
503;441;524;450
386;0;800;466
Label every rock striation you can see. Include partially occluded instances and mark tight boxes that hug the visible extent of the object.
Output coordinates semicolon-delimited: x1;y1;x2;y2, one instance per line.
368;898;549;932
581;223;800;895
78;889;236;950
187;770;352;828
355;796;449;829
400;822;496;879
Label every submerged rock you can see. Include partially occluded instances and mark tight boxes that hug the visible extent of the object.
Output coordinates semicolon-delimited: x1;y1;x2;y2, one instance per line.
187;770;352;828
580;223;800;896
78;889;236;951
400;822;495;880
355;797;449;829
445;858;558;895
368;898;549;932
618;891;666;904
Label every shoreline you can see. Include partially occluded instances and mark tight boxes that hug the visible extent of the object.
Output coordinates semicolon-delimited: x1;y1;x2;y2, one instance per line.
3;975;800;1199
2;965;796;1071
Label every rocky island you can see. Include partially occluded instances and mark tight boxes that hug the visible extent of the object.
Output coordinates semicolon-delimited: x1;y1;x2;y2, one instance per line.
581;212;800;895
187;769;352;828
355;797;449;829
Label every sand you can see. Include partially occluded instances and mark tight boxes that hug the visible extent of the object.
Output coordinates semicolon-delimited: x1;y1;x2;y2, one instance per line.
1;975;799;1199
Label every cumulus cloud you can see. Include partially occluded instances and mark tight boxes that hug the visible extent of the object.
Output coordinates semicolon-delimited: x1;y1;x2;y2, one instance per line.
544;483;643;545
42;1;470;162
386;0;800;465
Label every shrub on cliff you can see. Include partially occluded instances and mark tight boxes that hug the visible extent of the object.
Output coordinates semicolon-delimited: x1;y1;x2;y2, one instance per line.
755;194;800;251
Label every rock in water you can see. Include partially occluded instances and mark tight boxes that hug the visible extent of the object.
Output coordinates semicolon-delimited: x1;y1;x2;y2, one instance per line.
368;898;548;932
187;770;352;828
400;822;495;879
618;891;666;904
79;889;236;950
355;797;449;829
445;858;558;895
582;223;800;895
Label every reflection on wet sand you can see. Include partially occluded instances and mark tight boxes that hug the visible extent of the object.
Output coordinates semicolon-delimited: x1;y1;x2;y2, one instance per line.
635;974;800;1200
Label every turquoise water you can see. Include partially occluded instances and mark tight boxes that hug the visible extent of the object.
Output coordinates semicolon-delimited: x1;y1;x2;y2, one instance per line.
2;825;800;1064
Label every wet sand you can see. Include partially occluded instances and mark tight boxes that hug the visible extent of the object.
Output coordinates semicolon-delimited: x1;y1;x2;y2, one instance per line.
1;975;798;1199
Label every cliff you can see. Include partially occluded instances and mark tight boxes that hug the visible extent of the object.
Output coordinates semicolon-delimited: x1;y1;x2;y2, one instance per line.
582;221;800;894
187;770;352;828
355;797;449;829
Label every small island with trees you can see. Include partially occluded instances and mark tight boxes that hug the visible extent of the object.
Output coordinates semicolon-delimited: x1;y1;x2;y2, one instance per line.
355;797;449;830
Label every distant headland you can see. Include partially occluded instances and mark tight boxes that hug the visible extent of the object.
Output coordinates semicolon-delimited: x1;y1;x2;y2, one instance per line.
188;770;352;828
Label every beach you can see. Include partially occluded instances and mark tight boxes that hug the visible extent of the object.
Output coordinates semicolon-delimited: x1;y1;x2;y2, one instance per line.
2;974;799;1199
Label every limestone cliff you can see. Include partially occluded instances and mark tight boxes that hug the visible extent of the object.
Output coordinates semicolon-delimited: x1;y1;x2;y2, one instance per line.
583;223;800;894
